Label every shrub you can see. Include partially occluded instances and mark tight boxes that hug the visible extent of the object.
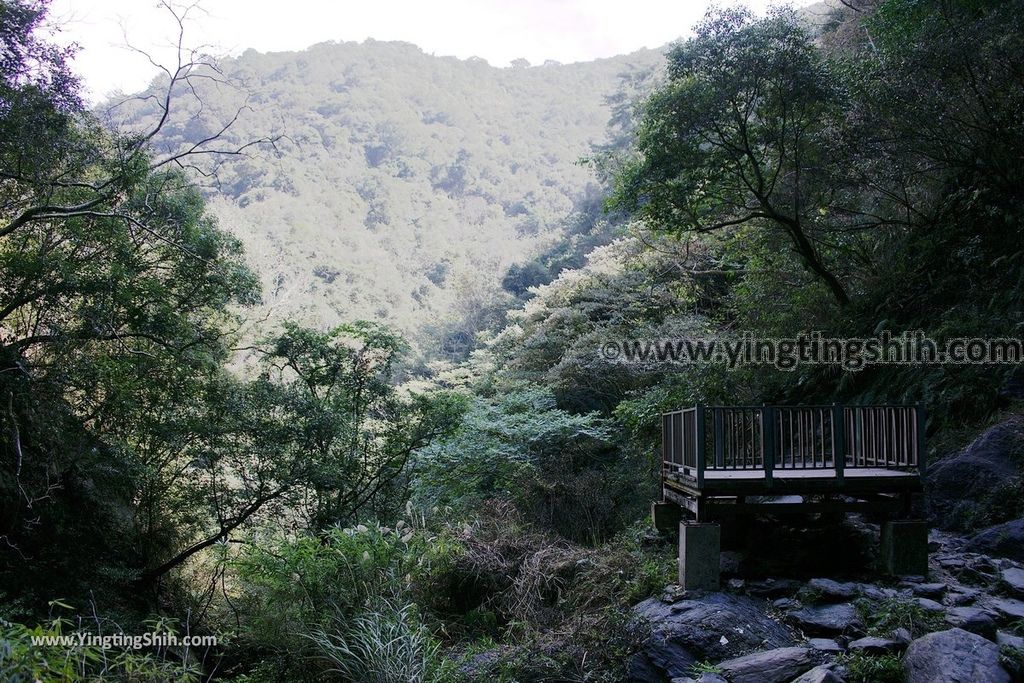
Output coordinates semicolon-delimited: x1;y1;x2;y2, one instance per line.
306;601;454;683
0;615;200;682
230;520;460;679
857;597;944;637
839;652;904;683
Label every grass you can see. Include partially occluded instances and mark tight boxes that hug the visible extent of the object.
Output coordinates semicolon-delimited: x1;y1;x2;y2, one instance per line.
306;601;453;683
690;660;724;675
1000;643;1024;680
838;652;904;683
856;596;944;638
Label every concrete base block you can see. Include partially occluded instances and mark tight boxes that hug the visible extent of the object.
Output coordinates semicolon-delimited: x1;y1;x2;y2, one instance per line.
652;501;682;532
881;519;929;576
679;522;721;590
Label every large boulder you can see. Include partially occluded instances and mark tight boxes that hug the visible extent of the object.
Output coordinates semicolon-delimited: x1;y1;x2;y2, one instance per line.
629;593;795;682
903;628;1010;683
927;416;1024;531
967;519;1024;562
715;647;813;683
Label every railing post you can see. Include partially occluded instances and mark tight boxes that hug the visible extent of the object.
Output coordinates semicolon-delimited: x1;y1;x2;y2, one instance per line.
762;406;775;487
915;404;927;476
714;408;724;468
832;403;845;483
663;411;671;485
695;405;706;488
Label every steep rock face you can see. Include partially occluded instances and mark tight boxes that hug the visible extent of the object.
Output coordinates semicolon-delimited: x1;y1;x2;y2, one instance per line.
903;628;1010;683
628;592;795;682
927;415;1024;531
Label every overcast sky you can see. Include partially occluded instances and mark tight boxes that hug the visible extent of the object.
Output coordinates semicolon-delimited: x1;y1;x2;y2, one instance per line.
49;0;818;103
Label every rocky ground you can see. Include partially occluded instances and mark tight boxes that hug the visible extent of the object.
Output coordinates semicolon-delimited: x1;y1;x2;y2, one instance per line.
630;414;1024;683
629;528;1024;682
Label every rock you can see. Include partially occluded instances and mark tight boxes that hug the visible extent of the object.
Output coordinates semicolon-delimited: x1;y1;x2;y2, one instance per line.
789;603;862;637
670;676;726;683
927;416;1024;531
997;631;1024;650
807;638;842;653
968;519;1024;563
790;666;843;683
804;578;859;602
847;636;905;654
773;598;799;610
938;555;969;570
747;578;800;599
909;582;947;598
1001;567;1024;597
891;627;912;644
900;575;928;584
695;675;727;683
661;584;688;603
857;584;898;602
903;628;1010;683
988;597;1024;622
727;578;746;592
916;597;945;612
630;593;795;681
944;606;997;640
1000;368;1024;401
716;647;814;683
945;588;981;606
720;551;745;575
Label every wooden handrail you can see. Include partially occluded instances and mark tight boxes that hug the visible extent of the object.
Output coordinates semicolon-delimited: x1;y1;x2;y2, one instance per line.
661;404;924;481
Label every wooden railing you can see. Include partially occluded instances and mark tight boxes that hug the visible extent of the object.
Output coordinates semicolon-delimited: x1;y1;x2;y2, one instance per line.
661;405;925;487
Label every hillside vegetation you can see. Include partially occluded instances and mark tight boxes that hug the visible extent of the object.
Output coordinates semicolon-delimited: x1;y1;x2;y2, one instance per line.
1;0;1022;681
113;40;663;360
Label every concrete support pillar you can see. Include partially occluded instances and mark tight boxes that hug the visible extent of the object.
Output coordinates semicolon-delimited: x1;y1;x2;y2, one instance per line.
880;519;929;576
679;522;720;590
652;500;682;532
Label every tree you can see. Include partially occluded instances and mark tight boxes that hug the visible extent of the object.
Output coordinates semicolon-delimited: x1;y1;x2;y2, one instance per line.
612;8;854;305
137;322;463;584
0;0;268;605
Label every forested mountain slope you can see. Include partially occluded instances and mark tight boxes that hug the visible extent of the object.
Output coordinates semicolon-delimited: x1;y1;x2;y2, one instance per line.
117;40;663;357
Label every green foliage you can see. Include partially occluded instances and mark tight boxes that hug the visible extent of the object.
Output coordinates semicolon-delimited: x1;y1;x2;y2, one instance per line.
3;1;1024;680
116;39;666;361
690;660;724;676
0;0;263;608
252;321;466;529
0;615;201;682
1000;643;1024;681
838;651;905;683
612;7;853;305
414;386;648;542
307;601;454;683
230;521;459;678
857;597;944;638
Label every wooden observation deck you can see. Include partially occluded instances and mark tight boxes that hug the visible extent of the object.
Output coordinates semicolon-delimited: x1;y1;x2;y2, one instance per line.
659;405;925;521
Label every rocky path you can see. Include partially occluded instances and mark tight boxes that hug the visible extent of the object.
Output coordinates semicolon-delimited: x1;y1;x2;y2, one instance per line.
629;530;1024;682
